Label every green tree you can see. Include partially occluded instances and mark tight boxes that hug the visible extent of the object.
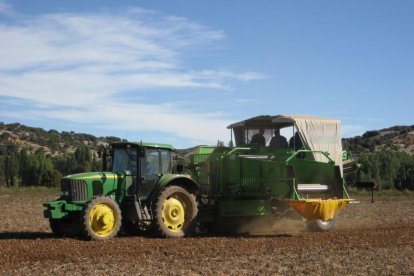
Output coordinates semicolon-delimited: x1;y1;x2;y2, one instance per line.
395;153;414;190
349;150;414;190
53;153;78;175
4;145;20;187
42;167;62;187
0;156;5;186
91;155;101;171
74;145;92;172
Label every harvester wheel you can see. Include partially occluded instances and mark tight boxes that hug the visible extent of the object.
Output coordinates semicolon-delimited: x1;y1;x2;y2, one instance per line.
306;219;336;232
82;196;122;241
155;186;198;238
49;214;82;238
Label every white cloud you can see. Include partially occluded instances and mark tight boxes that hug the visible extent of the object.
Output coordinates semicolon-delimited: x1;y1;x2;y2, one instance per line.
0;103;233;144
0;5;264;145
0;1;11;14
198;70;267;82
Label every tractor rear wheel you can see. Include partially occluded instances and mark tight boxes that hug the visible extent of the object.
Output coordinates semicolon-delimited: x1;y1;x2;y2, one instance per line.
306;219;336;232
82;196;122;241
155;186;198;238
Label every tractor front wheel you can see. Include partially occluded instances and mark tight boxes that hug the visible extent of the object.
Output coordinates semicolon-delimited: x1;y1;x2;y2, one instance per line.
155;186;198;238
82;196;122;241
306;219;336;232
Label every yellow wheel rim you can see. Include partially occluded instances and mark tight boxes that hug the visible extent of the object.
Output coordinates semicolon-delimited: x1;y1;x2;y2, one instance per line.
161;196;185;233
89;203;117;237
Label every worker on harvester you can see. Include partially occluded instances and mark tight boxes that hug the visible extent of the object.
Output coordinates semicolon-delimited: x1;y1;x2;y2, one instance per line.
289;131;304;151
250;128;266;147
268;129;288;149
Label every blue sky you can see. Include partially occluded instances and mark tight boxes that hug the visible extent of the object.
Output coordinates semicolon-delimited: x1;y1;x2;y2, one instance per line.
0;1;413;148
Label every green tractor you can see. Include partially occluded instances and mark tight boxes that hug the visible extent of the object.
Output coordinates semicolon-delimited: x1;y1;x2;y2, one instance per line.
44;115;353;240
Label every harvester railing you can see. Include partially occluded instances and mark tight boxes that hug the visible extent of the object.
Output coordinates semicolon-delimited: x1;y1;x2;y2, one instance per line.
227;147;251;155
285;150;334;164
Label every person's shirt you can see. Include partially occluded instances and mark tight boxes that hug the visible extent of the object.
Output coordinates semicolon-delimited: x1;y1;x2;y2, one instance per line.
269;135;288;149
250;133;266;147
289;133;304;151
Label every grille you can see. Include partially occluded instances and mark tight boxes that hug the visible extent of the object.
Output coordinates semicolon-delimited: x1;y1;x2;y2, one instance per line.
61;179;88;201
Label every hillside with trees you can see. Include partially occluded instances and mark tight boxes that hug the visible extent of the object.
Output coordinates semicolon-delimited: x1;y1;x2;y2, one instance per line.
343;125;414;155
0;122;123;187
343;125;414;190
0;122;413;190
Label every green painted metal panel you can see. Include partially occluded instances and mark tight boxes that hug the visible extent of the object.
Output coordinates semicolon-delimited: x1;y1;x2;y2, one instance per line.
260;160;291;196
198;146;216;154
222;155;240;196
288;158;335;184
64;172;120;200
43;200;84;219
218;200;272;217
239;157;261;195
189;149;294;199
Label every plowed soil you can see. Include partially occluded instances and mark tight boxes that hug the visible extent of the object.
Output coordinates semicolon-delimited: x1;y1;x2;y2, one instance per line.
0;189;413;275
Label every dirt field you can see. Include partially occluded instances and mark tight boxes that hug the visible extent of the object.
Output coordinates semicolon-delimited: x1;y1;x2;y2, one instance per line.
0;189;413;275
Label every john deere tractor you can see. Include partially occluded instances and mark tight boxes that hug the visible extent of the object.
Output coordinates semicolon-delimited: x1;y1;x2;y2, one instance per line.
44;114;353;240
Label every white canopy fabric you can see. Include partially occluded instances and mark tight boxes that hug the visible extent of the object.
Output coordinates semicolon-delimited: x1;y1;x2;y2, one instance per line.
272;115;343;174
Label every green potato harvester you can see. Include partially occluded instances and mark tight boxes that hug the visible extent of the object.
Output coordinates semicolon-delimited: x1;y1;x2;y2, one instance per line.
44;114;354;240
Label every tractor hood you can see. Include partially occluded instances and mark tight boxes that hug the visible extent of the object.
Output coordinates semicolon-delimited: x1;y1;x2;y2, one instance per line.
64;172;118;181
62;172;120;199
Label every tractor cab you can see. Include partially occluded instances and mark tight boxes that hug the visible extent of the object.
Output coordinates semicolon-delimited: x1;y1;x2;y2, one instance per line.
102;142;174;198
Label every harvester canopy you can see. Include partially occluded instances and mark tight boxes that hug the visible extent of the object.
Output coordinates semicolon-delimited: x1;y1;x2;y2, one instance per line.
228;114;343;174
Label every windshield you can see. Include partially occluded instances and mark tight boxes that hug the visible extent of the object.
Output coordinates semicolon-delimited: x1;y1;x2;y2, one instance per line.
142;149;172;177
112;148;137;175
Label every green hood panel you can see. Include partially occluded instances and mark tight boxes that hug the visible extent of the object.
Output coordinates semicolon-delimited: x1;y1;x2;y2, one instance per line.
64;172;118;181
63;172;122;200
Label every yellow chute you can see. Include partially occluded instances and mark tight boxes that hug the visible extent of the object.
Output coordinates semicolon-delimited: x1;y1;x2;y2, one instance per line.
288;199;353;221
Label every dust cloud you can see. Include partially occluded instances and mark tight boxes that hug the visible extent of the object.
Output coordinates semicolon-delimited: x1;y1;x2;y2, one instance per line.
237;217;306;236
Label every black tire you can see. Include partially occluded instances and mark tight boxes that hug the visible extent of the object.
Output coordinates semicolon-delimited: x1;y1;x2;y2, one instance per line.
306;219;336;232
49;219;64;237
49;214;82;238
154;186;198;238
82;196;122;241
